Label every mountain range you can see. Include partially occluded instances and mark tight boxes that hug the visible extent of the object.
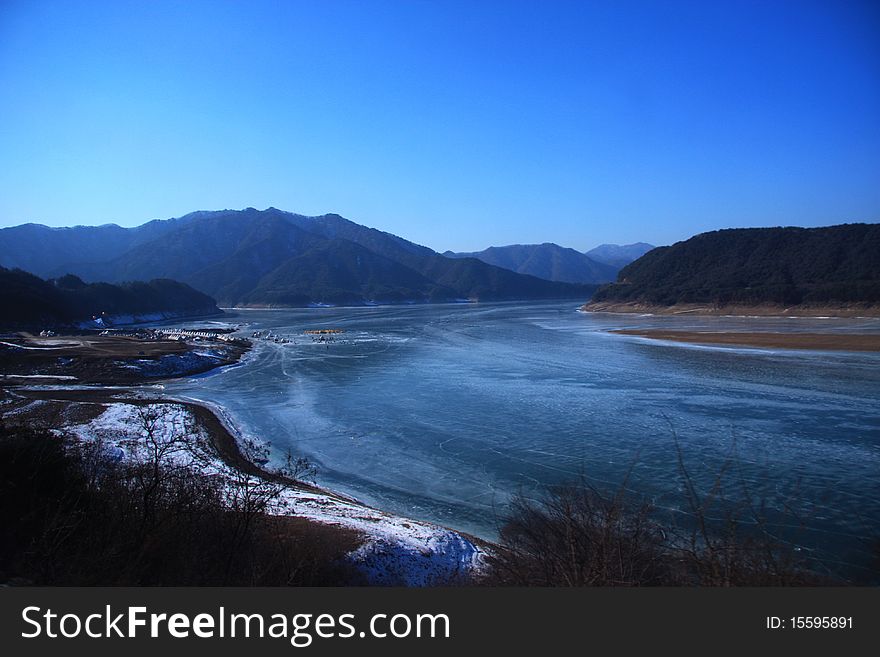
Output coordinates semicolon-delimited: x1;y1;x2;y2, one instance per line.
587;223;880;311
443;242;654;284
0;208;595;307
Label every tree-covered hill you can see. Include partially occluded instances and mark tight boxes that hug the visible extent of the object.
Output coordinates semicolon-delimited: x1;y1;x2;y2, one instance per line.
0;267;219;329
588;224;880;309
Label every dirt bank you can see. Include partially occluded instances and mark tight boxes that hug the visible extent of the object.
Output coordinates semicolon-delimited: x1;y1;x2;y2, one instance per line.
583;301;880;318
612;329;880;351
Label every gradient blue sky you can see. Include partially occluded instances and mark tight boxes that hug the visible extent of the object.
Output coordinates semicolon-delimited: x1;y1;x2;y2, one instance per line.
1;0;878;251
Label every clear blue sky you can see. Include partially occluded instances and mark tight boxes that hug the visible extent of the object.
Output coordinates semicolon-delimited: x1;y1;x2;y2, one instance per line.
1;0;878;251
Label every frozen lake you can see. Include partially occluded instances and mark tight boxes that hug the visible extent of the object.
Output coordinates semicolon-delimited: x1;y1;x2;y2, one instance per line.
161;301;880;580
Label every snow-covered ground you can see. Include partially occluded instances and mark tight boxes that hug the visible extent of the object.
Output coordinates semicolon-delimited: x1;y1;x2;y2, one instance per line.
77;310;219;329
0;341;65;350
61;402;487;586
1;397;47;416
1;374;78;380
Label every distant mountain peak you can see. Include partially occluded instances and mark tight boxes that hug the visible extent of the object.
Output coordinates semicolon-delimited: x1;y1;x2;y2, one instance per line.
445;242;619;285
585;242;655;268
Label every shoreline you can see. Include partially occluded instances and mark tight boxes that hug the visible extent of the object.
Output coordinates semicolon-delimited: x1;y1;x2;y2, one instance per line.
159;396;493;556
172;394;365;504
2;385;489;585
0;308;226;335
0;330;250;385
0;326;494;584
7;386;365;503
582;301;880;318
611;329;880;352
226;296;591;311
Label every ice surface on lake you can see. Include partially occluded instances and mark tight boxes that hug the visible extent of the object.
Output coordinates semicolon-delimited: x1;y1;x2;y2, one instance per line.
160;302;880;579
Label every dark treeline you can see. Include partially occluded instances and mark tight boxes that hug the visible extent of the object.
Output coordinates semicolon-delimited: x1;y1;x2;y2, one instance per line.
0;266;219;329
591;223;880;307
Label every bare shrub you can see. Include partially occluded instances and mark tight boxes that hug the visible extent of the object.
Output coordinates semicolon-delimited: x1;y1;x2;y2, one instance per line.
667;437;822;586
487;444;831;586
487;481;668;586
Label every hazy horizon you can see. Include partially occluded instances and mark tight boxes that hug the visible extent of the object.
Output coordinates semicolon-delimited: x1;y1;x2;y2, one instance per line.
2;0;878;251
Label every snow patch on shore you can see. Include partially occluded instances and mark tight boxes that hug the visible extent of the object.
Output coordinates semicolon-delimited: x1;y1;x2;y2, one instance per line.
1;398;47;416
62;402;486;585
77;310;220;329
270;489;484;586
1;374;78;380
